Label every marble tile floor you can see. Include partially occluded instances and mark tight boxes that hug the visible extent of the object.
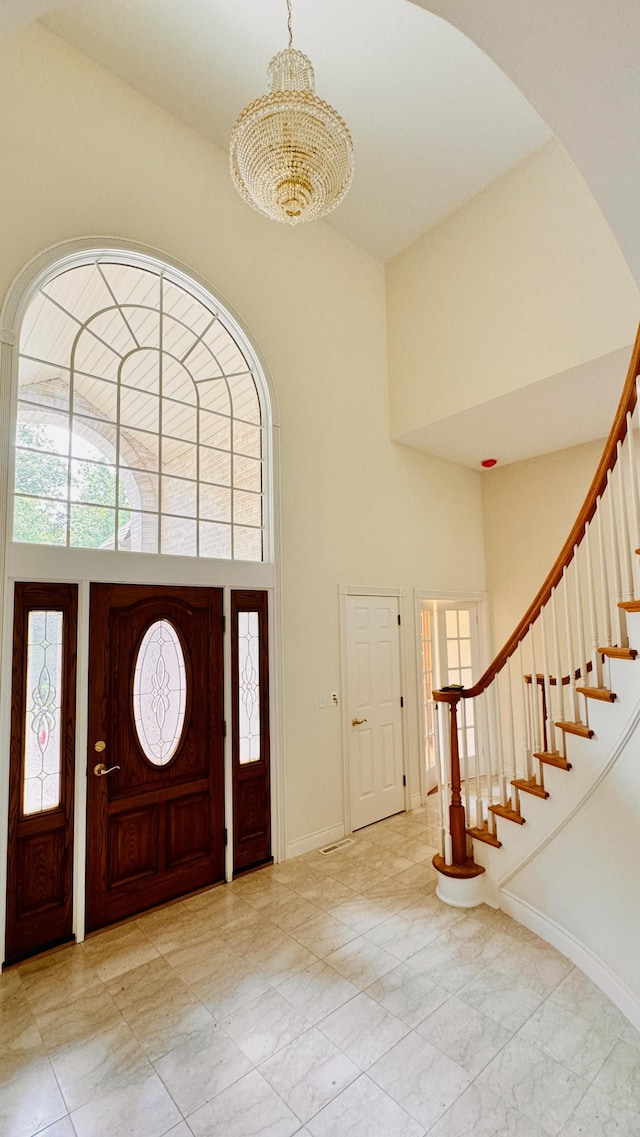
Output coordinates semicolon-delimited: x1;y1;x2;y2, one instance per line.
2;805;640;1137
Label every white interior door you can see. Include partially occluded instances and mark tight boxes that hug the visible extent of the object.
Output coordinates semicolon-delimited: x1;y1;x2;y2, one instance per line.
346;594;404;830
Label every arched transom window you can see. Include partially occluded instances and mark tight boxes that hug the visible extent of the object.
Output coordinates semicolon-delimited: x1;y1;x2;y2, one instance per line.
13;257;266;561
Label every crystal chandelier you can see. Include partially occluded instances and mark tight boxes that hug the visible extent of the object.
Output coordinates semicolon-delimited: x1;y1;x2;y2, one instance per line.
230;0;354;225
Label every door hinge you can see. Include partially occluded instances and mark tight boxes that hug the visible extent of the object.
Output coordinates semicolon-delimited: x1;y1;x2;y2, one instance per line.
403;775;407;787
397;613;401;625
400;696;404;708
224;828;228;847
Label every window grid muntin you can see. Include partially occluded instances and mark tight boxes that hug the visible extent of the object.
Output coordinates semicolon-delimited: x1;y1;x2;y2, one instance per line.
14;260;264;561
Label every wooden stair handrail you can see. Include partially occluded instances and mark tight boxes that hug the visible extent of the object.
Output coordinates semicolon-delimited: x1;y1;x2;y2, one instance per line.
461;320;640;700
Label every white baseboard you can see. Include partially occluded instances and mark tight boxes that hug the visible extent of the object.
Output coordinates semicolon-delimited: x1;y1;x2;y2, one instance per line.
500;888;640;1033
411;793;423;810
286;822;346;860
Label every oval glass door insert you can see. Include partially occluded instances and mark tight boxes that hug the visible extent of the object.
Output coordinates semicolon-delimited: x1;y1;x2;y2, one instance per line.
133;620;187;765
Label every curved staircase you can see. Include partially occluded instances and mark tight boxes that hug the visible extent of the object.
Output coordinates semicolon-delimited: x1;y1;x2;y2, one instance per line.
432;324;640;1026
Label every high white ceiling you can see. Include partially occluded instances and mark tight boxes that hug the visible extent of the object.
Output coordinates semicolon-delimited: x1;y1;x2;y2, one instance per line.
41;0;550;261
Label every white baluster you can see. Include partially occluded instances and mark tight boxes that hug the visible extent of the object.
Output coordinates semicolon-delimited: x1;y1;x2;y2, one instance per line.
482;689;498;829
433;703;445;859
551;586;565;727
529;621;543;755
626;409;640;597
493;679;507;804
539;605;555;754
563;565;578;722
606;467;624;648
461;698;471;825
574;543;588;693
585;520;603;686
471;694;483;831
505;655;517;782
518;638;533;781
616;440;634;608
474;691;487;832
596;493;612;650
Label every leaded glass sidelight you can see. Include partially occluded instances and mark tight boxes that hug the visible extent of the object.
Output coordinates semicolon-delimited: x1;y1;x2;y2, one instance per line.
14;256;267;561
133;620;187;766
23;610;64;815
238;611;261;764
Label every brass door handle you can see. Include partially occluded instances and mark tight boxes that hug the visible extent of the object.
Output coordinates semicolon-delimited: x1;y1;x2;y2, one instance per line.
94;763;121;777
351;718;367;727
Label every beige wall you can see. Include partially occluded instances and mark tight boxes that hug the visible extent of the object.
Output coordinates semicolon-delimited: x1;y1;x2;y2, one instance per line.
481;439;604;651
386;140;640;439
0;23;486;848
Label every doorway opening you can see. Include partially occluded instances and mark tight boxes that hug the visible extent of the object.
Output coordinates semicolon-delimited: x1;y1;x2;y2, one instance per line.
417;593;488;802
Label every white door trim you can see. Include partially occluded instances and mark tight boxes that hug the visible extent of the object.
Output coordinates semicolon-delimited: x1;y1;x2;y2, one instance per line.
339;585;409;835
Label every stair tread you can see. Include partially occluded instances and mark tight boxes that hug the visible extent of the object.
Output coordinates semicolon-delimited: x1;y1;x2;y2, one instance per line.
534;750;572;771
576;685;616;702
467;825;502;849
556;720;594;739
618;600;640;612
512;777;549;799
599;646;637;660
488;801;526;825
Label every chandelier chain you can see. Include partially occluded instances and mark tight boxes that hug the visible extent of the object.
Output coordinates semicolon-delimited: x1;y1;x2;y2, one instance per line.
286;0;293;49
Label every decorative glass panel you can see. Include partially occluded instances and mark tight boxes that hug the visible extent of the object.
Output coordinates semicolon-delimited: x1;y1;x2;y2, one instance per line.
133;620;187;766
238;611;261;765
23;611;63;815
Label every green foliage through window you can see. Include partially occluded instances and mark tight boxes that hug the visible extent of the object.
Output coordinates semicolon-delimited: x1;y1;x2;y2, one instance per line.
14;424;130;548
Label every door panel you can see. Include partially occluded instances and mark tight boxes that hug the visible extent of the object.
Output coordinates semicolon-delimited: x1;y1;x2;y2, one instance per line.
347;595;404;830
6;583;78;965
86;584;224;932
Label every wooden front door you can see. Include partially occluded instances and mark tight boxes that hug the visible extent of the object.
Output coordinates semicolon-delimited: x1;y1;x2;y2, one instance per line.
86;584;224;932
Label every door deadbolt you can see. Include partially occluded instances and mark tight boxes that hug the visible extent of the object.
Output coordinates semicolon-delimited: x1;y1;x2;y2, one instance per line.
94;740;106;752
